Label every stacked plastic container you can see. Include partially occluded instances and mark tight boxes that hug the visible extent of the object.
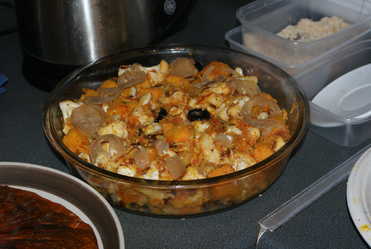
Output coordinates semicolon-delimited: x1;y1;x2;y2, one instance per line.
226;0;371;146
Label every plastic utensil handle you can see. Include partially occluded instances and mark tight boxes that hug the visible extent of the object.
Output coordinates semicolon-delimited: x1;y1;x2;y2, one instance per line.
258;144;371;232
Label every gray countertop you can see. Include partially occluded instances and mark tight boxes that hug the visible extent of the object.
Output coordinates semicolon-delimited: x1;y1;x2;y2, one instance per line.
0;0;370;248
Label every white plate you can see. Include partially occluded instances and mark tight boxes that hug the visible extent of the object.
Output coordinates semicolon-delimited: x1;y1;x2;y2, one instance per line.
312;63;371;127
347;147;371;246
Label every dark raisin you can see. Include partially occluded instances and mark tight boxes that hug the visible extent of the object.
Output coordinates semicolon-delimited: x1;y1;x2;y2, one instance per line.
187;108;211;121
154;108;167;122
194;61;204;71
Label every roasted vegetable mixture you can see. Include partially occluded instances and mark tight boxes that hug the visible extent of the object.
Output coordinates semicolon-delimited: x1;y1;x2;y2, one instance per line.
60;58;290;182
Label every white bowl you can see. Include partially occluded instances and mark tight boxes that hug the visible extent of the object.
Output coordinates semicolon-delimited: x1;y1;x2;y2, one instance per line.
0;162;125;249
312;63;371;127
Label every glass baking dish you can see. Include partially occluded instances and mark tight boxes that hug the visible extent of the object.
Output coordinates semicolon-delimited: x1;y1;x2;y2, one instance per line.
43;45;309;216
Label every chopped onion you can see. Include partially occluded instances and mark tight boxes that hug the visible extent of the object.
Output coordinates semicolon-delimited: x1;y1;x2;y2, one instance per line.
90;134;125;162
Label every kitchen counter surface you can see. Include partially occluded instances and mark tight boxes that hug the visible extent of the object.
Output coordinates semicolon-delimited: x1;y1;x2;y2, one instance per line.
0;0;370;248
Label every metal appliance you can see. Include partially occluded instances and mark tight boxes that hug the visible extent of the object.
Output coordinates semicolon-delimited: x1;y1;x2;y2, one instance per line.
14;0;193;66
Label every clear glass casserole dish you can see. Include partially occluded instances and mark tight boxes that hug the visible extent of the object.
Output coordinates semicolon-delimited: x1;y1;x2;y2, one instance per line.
43;45;309;216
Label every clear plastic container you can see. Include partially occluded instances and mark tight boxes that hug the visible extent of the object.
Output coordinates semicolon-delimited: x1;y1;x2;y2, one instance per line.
235;0;371;76
226;27;371;146
294;39;371;147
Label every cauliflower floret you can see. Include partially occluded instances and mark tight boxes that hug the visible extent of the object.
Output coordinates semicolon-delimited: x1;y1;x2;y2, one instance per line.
145;60;169;83
257;112;269;120
143;123;162;135
234;96;251;106
168;106;183;116
78;152;90;162
208;82;231;95
188;98;200;108
146;65;162;82
248;127;260;138
206;105;217;115
59;100;82;134
226;125;242;135
235;67;244;76
162;149;177;157
139;92;152;106
228;96;250;118
160;91;187;105
200;134;220;164
232;152;256;171
102;103;109;112
216;103;229;121
132;106;154;126
182;166;205;180
274;136;286;151
98;121;128;138
204;93;225;108
96;158;120;172
130;87;137;97
193;121;210;133
247;127;261;144
59;100;81;121
140;165;160;180
117;165;136;177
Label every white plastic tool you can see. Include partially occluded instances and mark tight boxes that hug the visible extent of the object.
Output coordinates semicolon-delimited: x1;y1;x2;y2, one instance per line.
256;144;371;246
312;63;371;127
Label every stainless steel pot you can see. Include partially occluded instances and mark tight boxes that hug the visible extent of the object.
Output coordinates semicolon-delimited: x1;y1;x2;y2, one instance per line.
15;0;193;65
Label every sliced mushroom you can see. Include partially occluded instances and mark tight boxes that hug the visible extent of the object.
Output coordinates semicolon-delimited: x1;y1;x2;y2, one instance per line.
154;139;169;155
164;155;186;179
169;57;198;78
118;64;146;88
84;87;122;105
133;148;151;169
192;79;216;89
199;61;235;82
241;94;281;117
214;133;233;148
241;95;289;138
90;134;126;163
71;104;106;136
242;115;289;139
228;77;261;96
